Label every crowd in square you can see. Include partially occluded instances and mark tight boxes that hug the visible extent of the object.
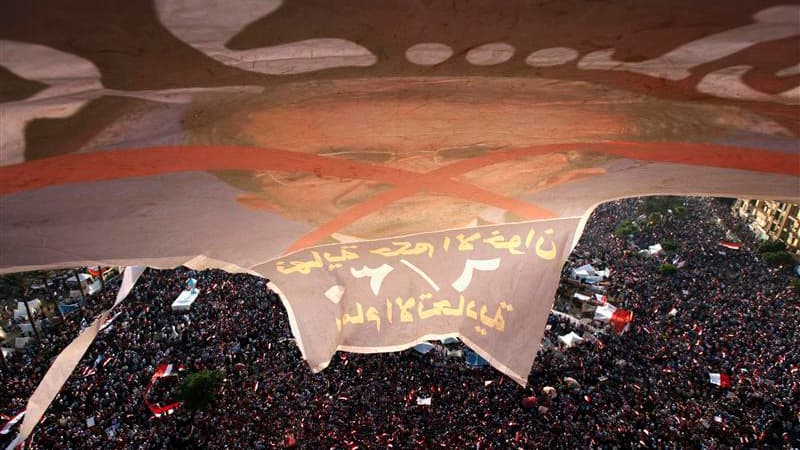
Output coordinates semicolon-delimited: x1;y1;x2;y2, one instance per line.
1;197;797;449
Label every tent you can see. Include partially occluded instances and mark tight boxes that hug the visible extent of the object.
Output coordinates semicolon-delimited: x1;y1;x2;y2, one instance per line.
558;332;584;348
13;300;41;321
66;274;103;296
412;342;434;355
570;264;610;284
464;350;489;367
644;244;663;255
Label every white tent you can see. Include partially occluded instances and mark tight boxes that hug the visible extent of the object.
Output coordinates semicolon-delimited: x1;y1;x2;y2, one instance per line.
558;331;584;348
570;264;610;284
413;342;434;354
13;299;42;321
67;273;103;296
645;243;663;255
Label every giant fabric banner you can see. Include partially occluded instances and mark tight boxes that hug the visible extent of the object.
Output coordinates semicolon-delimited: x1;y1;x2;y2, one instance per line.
263;218;579;385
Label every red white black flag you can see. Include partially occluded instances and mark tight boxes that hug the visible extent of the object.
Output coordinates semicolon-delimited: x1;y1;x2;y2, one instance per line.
709;373;732;388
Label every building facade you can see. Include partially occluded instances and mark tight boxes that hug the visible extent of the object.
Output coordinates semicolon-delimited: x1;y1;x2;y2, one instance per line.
733;200;800;254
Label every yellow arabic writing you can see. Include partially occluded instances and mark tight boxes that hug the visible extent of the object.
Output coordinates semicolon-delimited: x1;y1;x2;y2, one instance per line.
335;295;513;334
370;241;434;258
277;225;558;277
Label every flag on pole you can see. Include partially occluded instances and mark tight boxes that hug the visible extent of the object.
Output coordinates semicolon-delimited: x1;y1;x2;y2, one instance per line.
152;363;182;380
709;373;732;388
610;309;634;333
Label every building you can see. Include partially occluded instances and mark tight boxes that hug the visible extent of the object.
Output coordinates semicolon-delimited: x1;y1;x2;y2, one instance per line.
732;200;800;254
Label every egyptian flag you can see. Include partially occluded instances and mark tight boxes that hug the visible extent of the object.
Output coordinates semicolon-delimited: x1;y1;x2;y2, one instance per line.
149;402;180;417
520;396;537;409
709;373;732;388
0;410;25;435
145;363;184;417
152;363;182;380
610;309;634;333
99;311;122;333
719;241;742;250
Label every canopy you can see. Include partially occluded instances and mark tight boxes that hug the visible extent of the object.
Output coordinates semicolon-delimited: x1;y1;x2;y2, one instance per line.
558;332;585;348
412;342;435;355
0;0;798;389
464;349;490;367
646;244;664;255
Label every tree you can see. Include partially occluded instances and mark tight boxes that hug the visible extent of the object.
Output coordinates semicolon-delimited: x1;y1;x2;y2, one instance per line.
641;196;683;214
758;240;786;254
659;263;678;275
661;239;679;252
615;220;638;237
762;251;795;267
179;370;224;420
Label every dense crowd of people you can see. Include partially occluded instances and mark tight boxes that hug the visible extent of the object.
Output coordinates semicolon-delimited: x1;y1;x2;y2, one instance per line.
1;197;798;449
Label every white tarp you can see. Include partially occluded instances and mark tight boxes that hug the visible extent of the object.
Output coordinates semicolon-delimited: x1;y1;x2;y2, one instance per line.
645;243;663;255
171;289;200;311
